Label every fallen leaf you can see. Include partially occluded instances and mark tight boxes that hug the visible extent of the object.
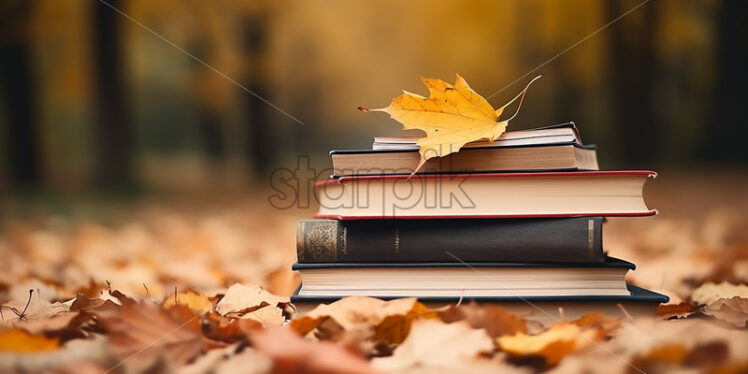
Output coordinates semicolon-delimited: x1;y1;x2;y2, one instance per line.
100;287;137;306
626;341;735;374
250;326;377;374
373;319;495;373
215;283;289;316
691;282;748;305
100;302;205;366
163;290;214;314
570;312;621;333
2;311;77;334
178;343;248;374
211;347;273;374
201;312;262;344
361;74;541;172
237;305;286;326
0;335;111;373
1;290;70;324
437;302;527;337
290;296;437;347
497;323;602;366
0;329;59;352
703;296;748;327
604;317;748;367
682;341;730;368
657;302;702;319
70;293;119;313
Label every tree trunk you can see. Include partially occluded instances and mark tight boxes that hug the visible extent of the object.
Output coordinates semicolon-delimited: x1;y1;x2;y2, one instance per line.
92;0;134;190
608;0;658;167
0;1;40;189
243;12;274;176
707;0;748;162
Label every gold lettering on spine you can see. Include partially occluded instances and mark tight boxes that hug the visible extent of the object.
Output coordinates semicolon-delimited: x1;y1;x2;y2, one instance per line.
394;228;400;254
342;227;348;255
305;220;338;262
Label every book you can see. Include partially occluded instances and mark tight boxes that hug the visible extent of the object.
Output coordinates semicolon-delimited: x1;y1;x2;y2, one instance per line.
371;122;583;151
297;217;604;263
292;257;634;298
333;123;596;177
331;143;598;177
290;284;669;325
314;171;657;219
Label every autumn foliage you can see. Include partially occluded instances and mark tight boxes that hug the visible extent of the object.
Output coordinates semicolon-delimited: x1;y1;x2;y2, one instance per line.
1;177;747;373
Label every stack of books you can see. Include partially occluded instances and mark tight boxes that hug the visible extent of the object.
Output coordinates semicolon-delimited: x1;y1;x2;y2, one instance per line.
291;123;668;323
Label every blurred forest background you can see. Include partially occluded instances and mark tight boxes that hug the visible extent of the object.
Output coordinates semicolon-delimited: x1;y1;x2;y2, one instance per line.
1;0;746;203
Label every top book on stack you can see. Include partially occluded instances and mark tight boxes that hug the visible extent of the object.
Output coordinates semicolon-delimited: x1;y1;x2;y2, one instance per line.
331;122;597;177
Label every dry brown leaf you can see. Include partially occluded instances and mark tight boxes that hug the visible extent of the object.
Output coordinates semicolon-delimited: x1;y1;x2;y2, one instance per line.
290;296;437;347
100;302;205;366
627;341;735;373
1;291;70;324
100;287;137;306
657;302;702;319
250;326;377;374
603;317;748;370
163;290;215;314
373;319;495;373
2;311;78;335
691;282;748;305
70;293;119;313
570;312;621;333
437;302;527;337
703;296;748;327
497;323;603;366
211;346;273;374
215;283;289;316
237;305;286;326
0;329;59;352
201;311;262;344
177;343;255;374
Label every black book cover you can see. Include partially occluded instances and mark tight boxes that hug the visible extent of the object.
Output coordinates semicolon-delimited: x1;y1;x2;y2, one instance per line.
296;217;604;264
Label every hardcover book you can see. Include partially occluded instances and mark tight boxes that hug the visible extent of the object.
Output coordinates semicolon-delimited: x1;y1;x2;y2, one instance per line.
331;143;598;177
292;257;635;298
332;123;597;176
372;122;583;151
314;171;657;219
297;217;604;263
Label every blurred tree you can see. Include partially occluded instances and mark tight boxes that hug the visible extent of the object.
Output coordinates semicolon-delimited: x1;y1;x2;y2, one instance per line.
242;10;274;175
608;0;660;166
92;0;134;190
709;0;748;162
0;1;40;188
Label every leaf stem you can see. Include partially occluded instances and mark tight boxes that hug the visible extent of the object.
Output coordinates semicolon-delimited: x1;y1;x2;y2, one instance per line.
498;75;543;122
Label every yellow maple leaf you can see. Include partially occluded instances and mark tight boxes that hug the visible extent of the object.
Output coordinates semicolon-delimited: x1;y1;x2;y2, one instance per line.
163;290;214;314
496;323;601;366
361;74;541;173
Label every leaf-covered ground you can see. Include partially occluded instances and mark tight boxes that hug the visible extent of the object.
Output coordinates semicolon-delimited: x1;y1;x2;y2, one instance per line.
1;171;747;373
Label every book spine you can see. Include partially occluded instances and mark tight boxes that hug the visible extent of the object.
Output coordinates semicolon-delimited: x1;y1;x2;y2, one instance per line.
296;217;604;263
